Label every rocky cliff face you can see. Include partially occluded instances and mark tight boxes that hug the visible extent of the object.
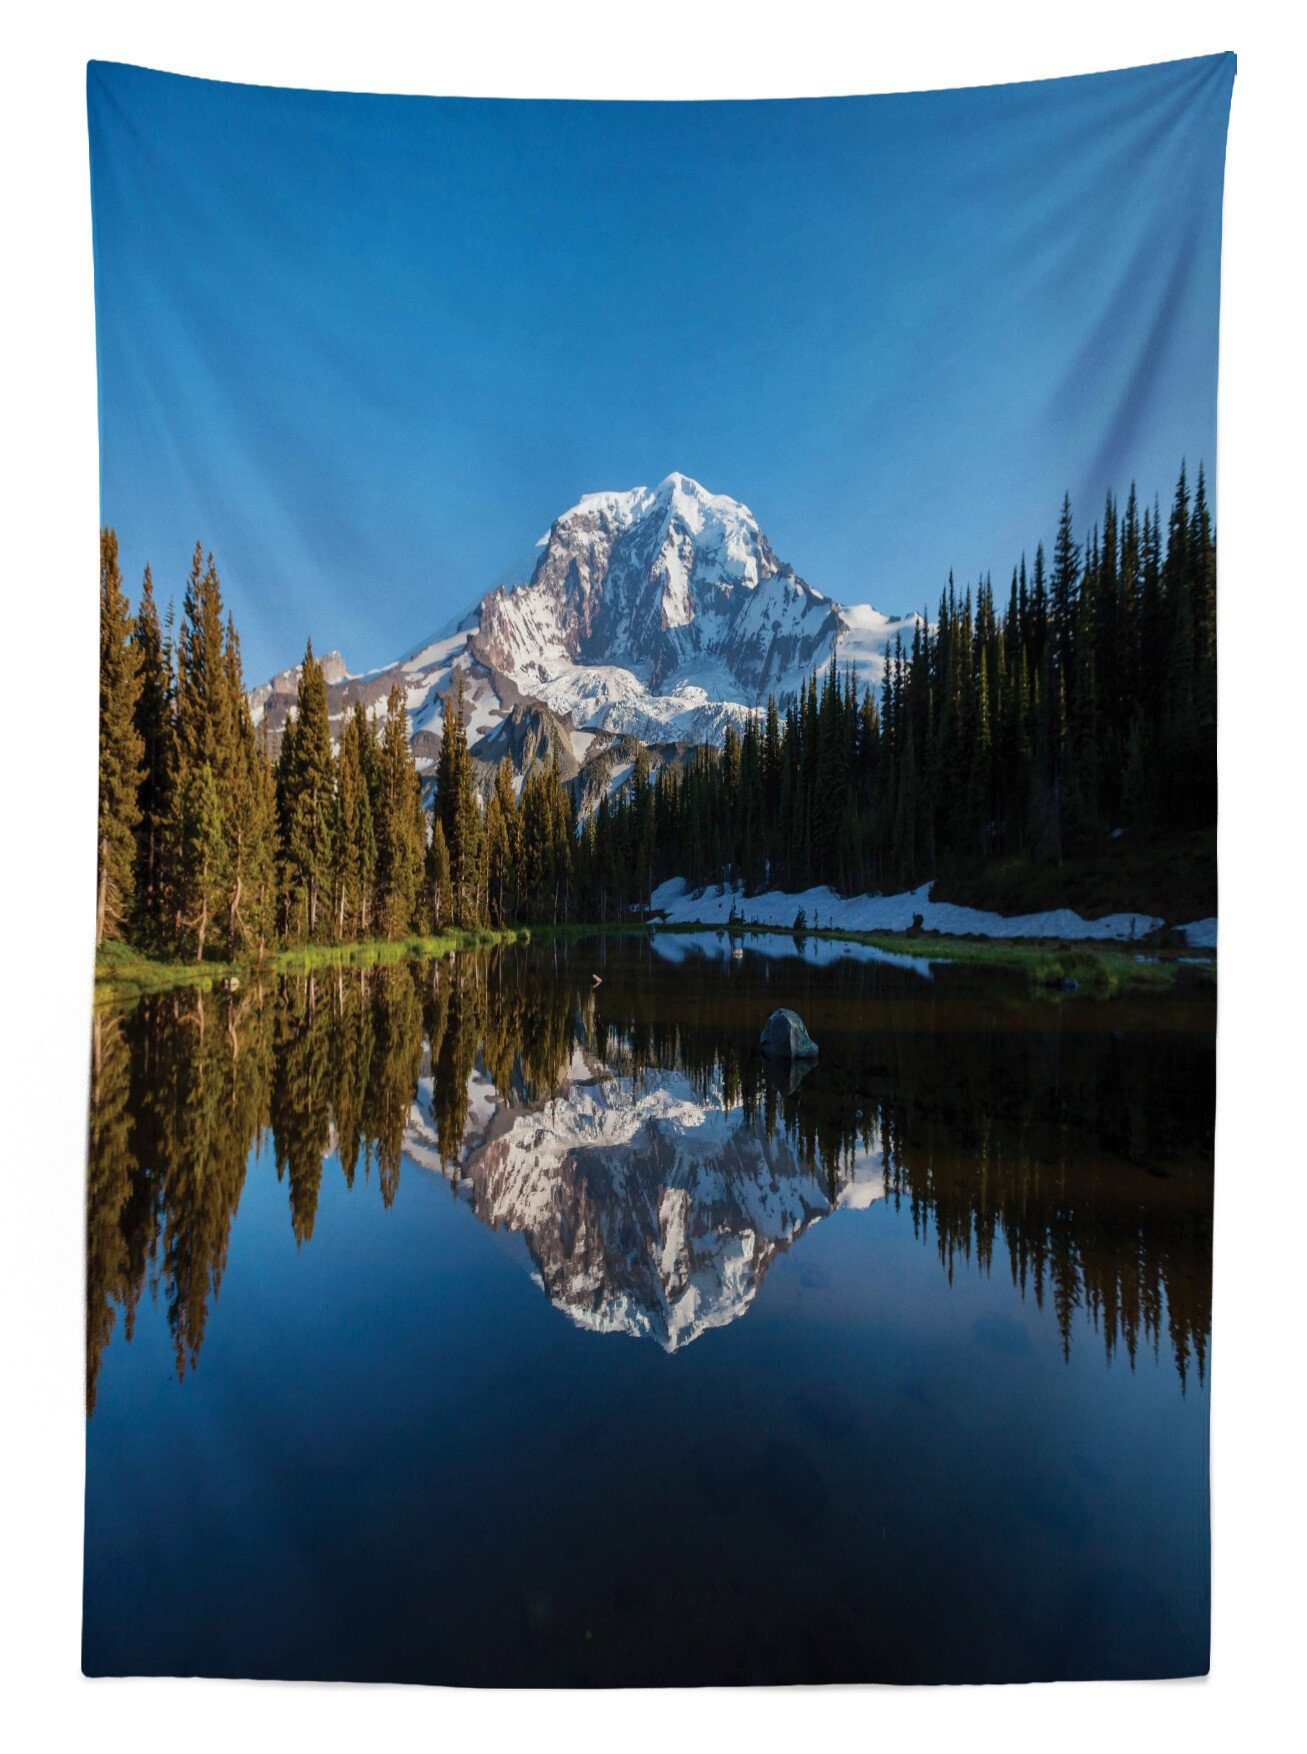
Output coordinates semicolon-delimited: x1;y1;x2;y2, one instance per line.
473;474;849;702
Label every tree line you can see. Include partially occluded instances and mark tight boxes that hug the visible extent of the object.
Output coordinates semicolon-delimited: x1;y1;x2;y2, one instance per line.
97;531;582;958
592;462;1216;906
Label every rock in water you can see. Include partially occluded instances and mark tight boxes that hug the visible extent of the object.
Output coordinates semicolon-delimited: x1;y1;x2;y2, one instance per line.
763;1054;817;1098
760;1009;819;1060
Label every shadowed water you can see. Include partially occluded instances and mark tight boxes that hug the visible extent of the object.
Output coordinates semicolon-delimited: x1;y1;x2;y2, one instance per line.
84;935;1214;1685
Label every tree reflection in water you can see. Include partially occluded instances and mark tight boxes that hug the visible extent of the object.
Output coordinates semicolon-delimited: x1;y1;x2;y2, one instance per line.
87;942;1213;1412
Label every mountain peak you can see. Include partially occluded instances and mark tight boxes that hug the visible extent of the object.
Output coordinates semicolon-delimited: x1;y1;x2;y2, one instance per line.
543;474;756;543
255;477;913;763
653;471;734;506
511;475;787;689
653;472;762;538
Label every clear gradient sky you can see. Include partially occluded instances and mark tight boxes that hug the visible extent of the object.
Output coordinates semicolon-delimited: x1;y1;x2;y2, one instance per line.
88;54;1234;683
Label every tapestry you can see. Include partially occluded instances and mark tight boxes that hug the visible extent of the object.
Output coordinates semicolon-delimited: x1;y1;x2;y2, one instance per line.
86;55;1233;1685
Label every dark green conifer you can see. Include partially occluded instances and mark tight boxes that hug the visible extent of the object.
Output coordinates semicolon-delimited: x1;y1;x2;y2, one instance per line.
276;642;336;940
97;528;144;946
376;683;425;936
130;563;174;937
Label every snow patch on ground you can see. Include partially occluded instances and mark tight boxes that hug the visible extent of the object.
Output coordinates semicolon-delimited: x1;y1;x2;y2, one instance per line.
649;878;1162;942
1177;917;1217;949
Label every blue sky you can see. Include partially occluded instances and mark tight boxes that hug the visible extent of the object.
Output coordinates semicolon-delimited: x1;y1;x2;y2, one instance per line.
89;54;1234;683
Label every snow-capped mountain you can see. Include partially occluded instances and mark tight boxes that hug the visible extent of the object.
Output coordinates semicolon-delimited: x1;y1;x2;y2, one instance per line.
252;474;914;789
477;475;834;697
403;1045;885;1349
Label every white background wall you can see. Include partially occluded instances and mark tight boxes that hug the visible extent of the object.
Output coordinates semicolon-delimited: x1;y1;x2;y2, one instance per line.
2;3;1301;1750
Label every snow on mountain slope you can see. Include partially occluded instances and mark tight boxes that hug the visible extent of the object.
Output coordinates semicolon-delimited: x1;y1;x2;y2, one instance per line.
475;472;892;707
252;474;914;768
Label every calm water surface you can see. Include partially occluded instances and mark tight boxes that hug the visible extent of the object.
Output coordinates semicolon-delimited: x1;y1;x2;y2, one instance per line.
84;934;1214;1685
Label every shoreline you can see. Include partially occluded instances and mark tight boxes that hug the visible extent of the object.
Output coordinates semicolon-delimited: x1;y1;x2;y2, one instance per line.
93;927;527;1007
95;914;1215;1008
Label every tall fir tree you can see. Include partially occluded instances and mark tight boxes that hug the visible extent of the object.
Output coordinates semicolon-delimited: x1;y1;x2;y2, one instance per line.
129;563;174;938
221;615;277;955
172;759;227;962
97;528;144;946
375;683;425;936
330;700;378;939
276;642;336;940
435;674;484;927
485;757;522;927
425;816;452;932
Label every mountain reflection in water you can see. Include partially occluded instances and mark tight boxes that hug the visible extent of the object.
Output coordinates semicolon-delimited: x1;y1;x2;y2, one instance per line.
87;937;1213;1414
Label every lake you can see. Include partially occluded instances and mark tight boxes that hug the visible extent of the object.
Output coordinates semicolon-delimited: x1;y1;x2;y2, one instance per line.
84;933;1214;1685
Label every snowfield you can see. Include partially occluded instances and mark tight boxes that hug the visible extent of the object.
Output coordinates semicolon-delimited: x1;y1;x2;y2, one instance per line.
649;877;1169;943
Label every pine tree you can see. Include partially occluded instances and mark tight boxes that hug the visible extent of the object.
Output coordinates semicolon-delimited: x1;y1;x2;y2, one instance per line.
276;642;335;940
175;545;232;775
221;613;277;955
547;740;574;922
426;817;451;932
485;757;521;926
435;674;484;927
1050;493;1080;685
376;684;425;936
173;760;227;961
331;700;377;938
97;528;144;946
165;546;241;955
1189;465;1218;821
130;563;174;938
629;747;655;906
